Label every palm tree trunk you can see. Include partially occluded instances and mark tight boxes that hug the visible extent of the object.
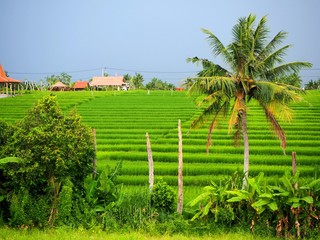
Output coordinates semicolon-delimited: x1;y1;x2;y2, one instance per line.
242;110;249;189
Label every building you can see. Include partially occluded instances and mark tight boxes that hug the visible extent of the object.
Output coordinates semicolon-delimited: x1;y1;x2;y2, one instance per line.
90;76;127;91
73;81;89;91
51;81;68;91
0;64;23;95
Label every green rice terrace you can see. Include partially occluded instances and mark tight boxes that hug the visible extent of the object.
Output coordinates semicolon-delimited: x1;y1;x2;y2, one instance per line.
0;90;319;202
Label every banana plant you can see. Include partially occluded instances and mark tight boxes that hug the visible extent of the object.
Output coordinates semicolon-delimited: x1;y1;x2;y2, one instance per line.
188;172;246;223
188;182;230;222
226;172;266;204
84;161;123;213
249;172;314;237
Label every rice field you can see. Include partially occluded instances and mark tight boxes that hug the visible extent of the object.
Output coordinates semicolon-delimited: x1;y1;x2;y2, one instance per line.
0;90;319;203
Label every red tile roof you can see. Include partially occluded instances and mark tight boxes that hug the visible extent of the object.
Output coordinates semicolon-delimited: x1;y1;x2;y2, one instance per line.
74;81;89;89
0;64;22;83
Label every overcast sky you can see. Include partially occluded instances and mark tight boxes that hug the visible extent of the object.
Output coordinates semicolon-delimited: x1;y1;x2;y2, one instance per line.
1;0;319;86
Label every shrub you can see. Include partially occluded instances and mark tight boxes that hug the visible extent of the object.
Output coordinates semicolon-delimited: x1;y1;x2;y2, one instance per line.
1;95;95;226
57;179;73;225
151;179;175;213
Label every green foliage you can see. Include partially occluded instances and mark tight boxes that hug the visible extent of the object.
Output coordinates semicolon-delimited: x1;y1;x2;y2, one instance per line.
85;161;123;212
8;188;51;227
131;73;144;89
43;72;72;86
0;120;14;158
187;14;312;188
272;73;302;87
113;187;152;230
151;179;175;213
9;189;29;226
0;95;95;227
189;171;320;238
3;95;94;193
305;79;320;90
145;78;175;90
57;179;73;225
188;171;243;223
84;161;123;229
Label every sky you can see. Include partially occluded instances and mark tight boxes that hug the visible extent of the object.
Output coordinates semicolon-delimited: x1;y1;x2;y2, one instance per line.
1;0;319;86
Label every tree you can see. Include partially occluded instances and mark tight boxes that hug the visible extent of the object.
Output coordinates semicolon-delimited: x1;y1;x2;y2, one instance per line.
181;78;195;90
146;78;175;90
43;72;72;87
305;79;320;90
272;73;302;87
2;95;95;223
188;14;312;188
132;73;144;89
146;78;162;90
57;72;72;85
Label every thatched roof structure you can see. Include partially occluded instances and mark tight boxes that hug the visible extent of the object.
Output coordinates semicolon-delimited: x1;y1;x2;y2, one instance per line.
51;81;67;91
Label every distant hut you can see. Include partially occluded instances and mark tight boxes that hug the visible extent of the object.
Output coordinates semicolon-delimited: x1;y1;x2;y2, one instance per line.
0;64;23;96
73;81;89;91
90;76;127;91
51;81;67;91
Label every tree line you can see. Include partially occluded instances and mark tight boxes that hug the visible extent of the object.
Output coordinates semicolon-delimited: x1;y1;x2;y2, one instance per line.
34;72;176;90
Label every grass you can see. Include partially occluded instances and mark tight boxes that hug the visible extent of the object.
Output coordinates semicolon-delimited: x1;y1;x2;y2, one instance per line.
0;227;279;240
0;89;319;192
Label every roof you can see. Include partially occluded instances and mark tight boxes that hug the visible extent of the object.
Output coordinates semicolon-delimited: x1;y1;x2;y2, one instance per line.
0;64;22;83
74;81;89;89
51;81;67;88
90;76;125;87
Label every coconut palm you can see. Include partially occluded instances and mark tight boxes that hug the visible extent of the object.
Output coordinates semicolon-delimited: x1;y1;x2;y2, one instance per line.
188;14;312;188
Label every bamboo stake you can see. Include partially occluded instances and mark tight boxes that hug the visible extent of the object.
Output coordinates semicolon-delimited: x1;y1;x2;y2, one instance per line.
177;119;183;214
146;132;154;190
92;128;97;179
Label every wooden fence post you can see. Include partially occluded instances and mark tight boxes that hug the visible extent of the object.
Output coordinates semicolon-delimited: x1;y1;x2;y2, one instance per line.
177;119;183;214
92;128;97;180
146;132;154;190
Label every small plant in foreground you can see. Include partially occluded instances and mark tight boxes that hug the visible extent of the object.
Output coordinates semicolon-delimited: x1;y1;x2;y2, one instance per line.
151;179;175;213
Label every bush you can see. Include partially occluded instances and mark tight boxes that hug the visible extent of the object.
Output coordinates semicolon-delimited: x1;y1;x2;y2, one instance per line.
0;95;95;227
151;179;175;213
57;179;73;225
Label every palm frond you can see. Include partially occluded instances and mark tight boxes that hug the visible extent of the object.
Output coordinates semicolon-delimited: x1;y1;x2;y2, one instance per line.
202;28;232;64
189;96;222;130
256;45;291;73
252;81;304;106
205;100;230;154
253;15;269;53
256;31;288;62
188;76;236;97
206;111;220;154
262;104;286;151
268;100;293;122
265;61;313;79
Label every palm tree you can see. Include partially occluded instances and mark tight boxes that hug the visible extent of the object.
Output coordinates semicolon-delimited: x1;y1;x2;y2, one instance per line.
188;14;312;189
